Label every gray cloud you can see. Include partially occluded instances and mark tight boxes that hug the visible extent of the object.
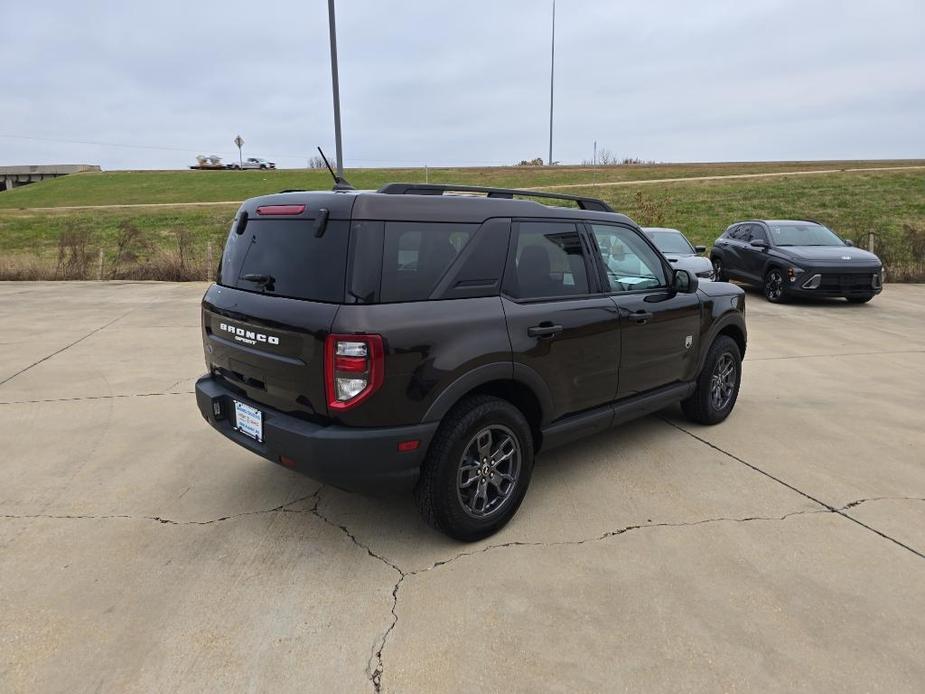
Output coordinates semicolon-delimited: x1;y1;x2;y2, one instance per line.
1;0;923;169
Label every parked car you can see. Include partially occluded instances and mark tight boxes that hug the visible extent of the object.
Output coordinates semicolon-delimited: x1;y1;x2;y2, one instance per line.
228;157;276;170
195;184;747;540
710;219;883;303
643;227;714;280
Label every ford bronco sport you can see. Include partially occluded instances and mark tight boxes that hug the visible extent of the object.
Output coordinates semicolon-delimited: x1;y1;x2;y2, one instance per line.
196;183;747;540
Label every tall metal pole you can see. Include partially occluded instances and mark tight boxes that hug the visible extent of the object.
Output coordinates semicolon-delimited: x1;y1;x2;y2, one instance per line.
327;0;344;178
547;0;556;166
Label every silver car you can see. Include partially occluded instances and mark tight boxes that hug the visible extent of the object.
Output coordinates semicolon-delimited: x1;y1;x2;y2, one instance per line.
643;227;714;280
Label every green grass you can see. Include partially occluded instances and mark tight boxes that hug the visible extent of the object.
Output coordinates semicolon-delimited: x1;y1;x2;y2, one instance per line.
565;170;925;279
1;162;923;280
0;160;920;209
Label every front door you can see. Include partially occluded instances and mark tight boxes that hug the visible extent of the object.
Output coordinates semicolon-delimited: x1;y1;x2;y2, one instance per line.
502;220;621;421
741;223;770;280
588;223;702;398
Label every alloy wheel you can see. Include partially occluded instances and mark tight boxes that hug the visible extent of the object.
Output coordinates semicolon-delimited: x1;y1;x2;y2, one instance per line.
765;269;784;301
710;352;736;411
456;425;522;519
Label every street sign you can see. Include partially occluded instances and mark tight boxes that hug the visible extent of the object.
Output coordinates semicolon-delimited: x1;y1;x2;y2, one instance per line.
234;135;244;169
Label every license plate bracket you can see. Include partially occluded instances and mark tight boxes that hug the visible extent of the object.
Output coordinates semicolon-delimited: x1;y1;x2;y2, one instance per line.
233;401;263;442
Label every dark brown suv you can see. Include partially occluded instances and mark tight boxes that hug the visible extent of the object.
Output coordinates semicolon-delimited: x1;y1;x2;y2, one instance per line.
196;184;747;540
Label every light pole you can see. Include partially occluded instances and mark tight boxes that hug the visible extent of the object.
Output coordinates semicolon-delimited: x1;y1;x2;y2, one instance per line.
547;0;555;166
327;0;344;179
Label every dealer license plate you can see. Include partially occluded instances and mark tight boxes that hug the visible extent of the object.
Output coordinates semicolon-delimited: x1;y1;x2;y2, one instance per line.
234;401;263;442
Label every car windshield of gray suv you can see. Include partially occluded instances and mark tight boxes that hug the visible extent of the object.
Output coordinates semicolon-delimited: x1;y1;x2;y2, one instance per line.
647;230;695;254
768;222;845;247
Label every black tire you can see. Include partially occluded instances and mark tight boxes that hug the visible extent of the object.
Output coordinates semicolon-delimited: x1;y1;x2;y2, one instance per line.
681;335;742;425
711;256;727;282
764;267;787;303
414;395;534;541
846;295;873;304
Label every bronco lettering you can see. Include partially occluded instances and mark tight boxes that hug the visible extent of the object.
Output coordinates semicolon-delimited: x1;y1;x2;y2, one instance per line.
218;322;280;346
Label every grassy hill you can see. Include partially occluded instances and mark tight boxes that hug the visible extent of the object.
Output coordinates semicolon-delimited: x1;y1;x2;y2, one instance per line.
1;161;923;281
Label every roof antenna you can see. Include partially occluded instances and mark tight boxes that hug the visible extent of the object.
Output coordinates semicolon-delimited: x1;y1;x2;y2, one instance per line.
317;146;354;191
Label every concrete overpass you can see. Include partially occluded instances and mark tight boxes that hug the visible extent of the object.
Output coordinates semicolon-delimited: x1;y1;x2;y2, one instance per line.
0;164;100;191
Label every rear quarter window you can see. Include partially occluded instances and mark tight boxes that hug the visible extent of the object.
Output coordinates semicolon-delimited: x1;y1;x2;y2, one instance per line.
218;218;349;303
379;222;477;302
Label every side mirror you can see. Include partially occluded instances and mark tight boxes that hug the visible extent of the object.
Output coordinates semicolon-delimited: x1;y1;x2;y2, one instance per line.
694;245;706;254
844;239;855;247
673;269;699;294
749;238;768;248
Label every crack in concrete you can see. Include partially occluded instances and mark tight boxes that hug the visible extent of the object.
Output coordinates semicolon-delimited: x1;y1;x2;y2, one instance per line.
5;479;921;693
306;488;403;693
662;418;925;560
409;509;827;578
0;491;320;526
0;390;194;406
838;497;925;510
310;496;835;693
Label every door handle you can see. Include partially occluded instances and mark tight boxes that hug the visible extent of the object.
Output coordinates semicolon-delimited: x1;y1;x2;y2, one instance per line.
528;323;563;338
629;310;653;324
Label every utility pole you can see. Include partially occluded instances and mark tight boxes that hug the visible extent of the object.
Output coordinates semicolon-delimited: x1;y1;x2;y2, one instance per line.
327;0;345;178
547;0;556;166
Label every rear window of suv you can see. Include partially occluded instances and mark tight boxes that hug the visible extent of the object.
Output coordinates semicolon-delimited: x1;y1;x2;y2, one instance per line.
218;218;349;302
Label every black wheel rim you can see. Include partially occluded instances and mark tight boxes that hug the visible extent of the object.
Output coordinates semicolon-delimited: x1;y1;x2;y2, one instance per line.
766;270;783;301
710;352;736;411
456;425;522;519
713;259;722;278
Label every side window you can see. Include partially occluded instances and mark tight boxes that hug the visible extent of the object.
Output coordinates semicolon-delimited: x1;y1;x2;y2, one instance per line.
727;225;742;240
591;224;667;292
751;224;769;243
506;222;590;299
380;222;476;302
738;225;754;242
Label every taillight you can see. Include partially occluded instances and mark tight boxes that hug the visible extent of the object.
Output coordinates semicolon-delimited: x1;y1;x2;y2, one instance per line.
324;334;384;411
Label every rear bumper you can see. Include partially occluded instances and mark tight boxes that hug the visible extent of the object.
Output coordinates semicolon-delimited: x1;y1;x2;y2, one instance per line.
195;376;437;492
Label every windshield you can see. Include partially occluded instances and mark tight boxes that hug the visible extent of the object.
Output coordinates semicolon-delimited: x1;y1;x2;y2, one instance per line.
768;222;845;247
218;218;348;302
645;230;695;254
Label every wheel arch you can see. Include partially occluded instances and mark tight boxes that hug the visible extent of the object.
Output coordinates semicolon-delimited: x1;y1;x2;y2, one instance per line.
422;363;552;452
717;323;746;359
698;314;747;373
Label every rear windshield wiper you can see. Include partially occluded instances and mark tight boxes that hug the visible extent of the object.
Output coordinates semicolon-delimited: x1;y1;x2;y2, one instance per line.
242;273;276;291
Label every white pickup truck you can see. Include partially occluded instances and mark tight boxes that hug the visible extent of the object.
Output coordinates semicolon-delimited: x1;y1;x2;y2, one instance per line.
228;157;276;170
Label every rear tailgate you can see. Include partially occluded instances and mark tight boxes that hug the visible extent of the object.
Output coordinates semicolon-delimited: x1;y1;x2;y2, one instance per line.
202;202;353;421
202;286;339;421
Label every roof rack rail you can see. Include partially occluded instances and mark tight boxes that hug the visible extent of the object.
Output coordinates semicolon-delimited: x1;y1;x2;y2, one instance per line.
376;183;615;213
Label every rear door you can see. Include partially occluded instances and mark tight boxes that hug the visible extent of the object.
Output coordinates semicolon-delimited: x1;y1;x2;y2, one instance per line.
588;223;701;397
203;212;351;421
502;220;621;420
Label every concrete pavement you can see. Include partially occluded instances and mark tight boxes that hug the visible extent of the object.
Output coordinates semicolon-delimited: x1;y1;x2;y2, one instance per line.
1;282;923;692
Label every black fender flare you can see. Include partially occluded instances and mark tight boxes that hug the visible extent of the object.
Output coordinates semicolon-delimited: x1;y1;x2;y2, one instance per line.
421;361;554;425
697;311;747;374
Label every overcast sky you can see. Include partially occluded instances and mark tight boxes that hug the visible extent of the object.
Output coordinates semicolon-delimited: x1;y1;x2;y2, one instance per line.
1;0;923;170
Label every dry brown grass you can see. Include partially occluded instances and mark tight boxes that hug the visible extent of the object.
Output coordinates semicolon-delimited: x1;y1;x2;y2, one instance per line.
0;223;217;281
